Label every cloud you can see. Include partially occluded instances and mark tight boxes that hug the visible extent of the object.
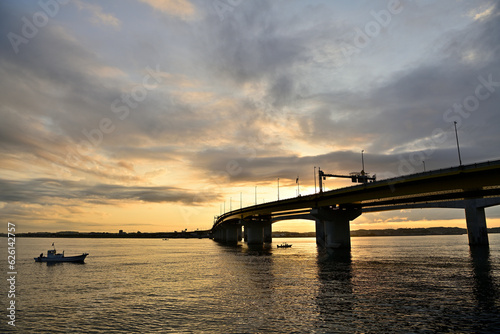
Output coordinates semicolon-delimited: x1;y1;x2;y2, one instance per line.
291;2;500;161
0;178;219;206
139;0;196;19
197;1;315;86
74;0;121;28
469;3;498;21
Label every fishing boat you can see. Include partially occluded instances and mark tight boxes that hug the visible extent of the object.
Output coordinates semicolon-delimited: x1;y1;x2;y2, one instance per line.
277;242;292;248
34;244;88;263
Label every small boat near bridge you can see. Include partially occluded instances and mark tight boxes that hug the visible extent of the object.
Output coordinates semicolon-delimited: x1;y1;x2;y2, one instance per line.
34;244;88;263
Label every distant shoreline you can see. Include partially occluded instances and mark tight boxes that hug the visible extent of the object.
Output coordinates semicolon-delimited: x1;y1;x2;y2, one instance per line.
3;230;211;239
4;227;500;238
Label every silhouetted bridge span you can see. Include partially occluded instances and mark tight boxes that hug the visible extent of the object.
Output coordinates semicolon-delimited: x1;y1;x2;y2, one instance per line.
212;160;500;248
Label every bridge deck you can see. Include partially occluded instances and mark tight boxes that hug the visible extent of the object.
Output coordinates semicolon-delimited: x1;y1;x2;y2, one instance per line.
213;160;500;229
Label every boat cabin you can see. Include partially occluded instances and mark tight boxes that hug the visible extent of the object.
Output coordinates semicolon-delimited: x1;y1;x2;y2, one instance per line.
47;249;64;258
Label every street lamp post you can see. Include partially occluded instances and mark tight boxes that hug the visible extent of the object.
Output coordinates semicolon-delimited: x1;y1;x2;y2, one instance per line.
296;176;300;196
361;150;365;174
277;178;280;200
314;166;316;194
454;121;463;166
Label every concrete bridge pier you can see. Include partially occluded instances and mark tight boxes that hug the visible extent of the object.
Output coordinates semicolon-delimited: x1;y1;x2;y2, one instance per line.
312;206;361;249
213;225;242;244
465;199;489;246
213;228;224;242
237;225;243;241
224;225;240;244
264;224;272;243
245;223;264;244
324;218;351;249
240;219;248;241
243;217;272;245
315;220;325;247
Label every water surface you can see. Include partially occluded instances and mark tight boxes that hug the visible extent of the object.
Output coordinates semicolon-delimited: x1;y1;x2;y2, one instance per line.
1;235;500;333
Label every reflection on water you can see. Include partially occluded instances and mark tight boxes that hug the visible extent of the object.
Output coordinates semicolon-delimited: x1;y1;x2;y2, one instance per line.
470;246;497;311
316;249;353;332
3;236;500;333
38;261;86;267
469;246;500;331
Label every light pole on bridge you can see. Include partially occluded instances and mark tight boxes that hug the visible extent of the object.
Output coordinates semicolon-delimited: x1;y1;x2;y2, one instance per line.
454;121;463;166
296;176;300;196
361;150;365;174
314;166;317;194
277;178;280;200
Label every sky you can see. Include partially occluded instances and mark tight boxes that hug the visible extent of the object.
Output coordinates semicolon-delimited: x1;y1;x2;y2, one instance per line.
1;0;500;233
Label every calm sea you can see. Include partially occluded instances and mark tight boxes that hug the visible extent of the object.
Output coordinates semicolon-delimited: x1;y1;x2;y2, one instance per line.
1;234;500;333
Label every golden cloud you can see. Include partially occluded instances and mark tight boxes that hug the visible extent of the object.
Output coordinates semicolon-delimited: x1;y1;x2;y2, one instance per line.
139;0;196;19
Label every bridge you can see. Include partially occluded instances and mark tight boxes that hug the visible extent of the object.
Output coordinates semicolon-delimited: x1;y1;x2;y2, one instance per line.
211;159;500;249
